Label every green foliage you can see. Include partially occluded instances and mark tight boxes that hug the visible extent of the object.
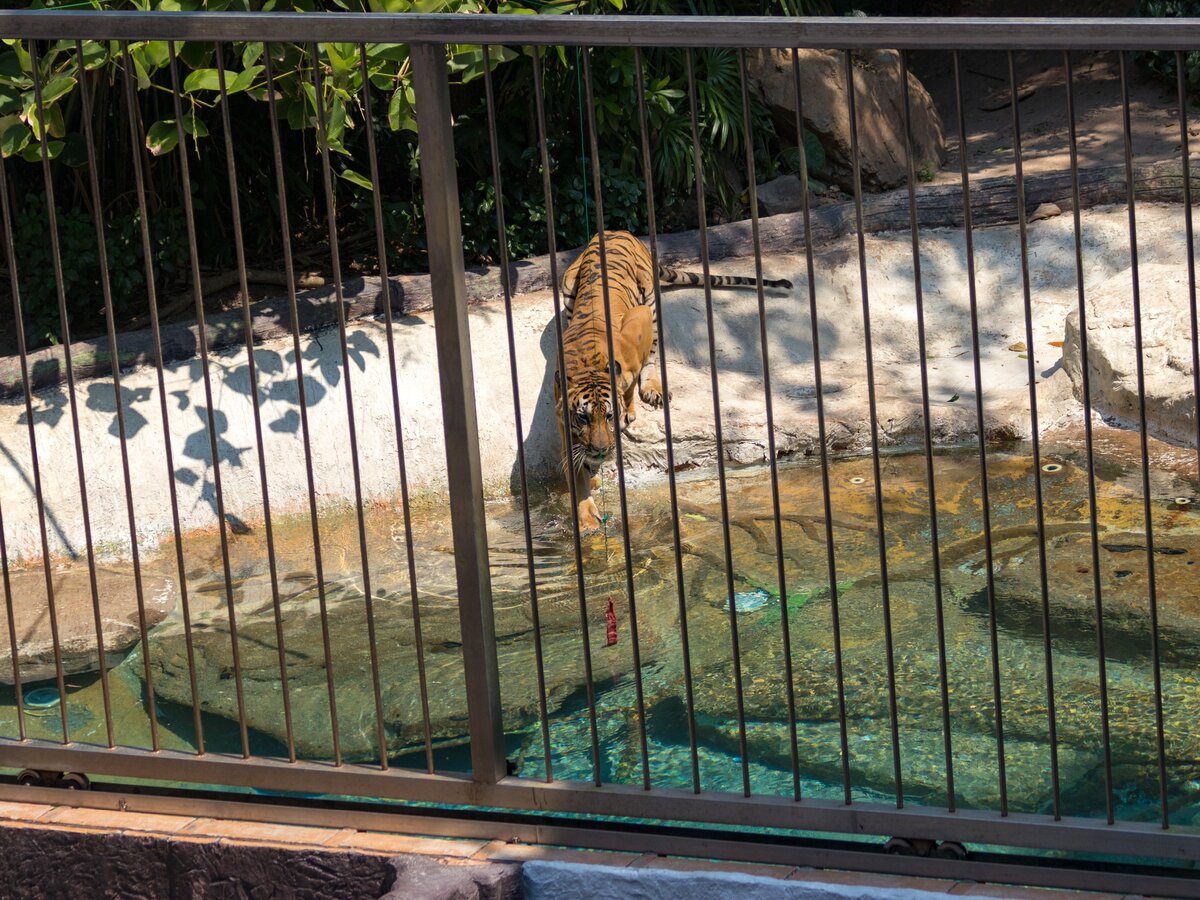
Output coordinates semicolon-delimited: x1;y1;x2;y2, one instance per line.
1;0;832;349
12;194;187;347
1133;0;1200;94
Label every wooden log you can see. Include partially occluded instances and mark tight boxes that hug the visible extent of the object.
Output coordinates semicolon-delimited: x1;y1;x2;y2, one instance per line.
0;159;1193;399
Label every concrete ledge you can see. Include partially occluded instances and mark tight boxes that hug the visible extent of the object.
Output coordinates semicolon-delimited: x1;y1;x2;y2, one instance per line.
524;859;977;899
0;798;1144;900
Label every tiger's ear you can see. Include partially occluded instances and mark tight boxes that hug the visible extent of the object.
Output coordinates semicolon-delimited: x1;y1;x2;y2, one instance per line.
613;359;622;376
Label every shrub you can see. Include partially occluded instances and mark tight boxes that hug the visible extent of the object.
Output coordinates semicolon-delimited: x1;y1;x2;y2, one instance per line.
1133;0;1200;94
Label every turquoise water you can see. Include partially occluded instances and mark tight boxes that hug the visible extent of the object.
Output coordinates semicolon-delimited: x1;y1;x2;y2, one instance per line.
3;438;1200;832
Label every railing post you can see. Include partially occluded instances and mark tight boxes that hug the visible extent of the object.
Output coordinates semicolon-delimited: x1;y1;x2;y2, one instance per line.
411;42;507;784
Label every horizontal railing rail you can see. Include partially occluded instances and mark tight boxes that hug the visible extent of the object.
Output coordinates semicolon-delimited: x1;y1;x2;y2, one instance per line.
0;13;1198;893
0;11;1198;49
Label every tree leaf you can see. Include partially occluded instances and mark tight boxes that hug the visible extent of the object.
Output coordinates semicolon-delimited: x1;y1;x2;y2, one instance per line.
226;64;263;94
39;74;75;106
146;119;180;156
130;51;152;90
387;83;416;132
0;51;26;82
339;168;374;190
182;108;208;136
0;85;20;117
326;94;347;146
0;121;29;158
44;103;65;139
367;42;409;63
20;138;61;162
177;41;211;70
242;41;264;68
79;40;109;71
183;68;220;93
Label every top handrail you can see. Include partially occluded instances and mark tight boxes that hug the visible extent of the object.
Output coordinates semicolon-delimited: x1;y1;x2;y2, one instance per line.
1;11;1199;50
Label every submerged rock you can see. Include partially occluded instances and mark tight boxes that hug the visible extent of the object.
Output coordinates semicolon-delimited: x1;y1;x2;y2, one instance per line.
136;513;684;761
0;565;174;684
129;444;1200;813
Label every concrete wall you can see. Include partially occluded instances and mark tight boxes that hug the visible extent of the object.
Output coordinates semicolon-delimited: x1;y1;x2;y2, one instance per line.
0;204;1189;563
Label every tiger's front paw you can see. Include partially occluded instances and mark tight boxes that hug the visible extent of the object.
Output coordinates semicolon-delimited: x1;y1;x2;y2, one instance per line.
639;377;667;410
577;497;603;533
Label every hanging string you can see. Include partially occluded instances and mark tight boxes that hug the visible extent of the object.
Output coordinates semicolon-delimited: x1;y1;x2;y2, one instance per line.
575;46;593;239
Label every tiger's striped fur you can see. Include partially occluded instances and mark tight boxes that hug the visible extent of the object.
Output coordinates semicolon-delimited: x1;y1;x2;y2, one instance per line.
555;230;792;533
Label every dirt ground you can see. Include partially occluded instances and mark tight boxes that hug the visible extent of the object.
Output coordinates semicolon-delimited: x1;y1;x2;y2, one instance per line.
911;47;1200;186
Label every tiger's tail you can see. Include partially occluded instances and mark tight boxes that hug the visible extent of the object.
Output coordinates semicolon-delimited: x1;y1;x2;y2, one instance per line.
657;265;792;291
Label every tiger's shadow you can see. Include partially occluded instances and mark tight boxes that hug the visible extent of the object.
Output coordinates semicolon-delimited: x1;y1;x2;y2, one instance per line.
510;313;568;496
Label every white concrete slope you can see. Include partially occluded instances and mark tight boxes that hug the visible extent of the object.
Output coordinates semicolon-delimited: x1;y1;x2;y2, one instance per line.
0;203;1190;563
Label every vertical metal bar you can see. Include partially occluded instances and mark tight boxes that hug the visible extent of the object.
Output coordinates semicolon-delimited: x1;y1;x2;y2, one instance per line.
213;42;296;763
685;48;750;797
898;49;954;812
411;42;507;784
85;41;160;751
531;47;600;785
634;45;700;794
165;41;250;758
1178;51;1200;554
737;48;800;802
792;47;851;802
0;496;23;738
1007;50;1061;820
1063;50;1114;824
308;43;389;770
0;160;33;742
580;47;651;790
1119;51;1169;829
263;46;341;765
358;43;432;773
28;41;95;746
137;42;204;755
953;49;1007;814
844;49;902;807
481;44;553;780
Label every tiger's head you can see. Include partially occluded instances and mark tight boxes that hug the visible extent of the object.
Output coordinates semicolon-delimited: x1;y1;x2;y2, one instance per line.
561;364;630;476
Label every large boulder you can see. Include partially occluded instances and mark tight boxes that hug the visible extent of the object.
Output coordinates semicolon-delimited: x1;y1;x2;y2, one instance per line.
746;47;946;191
1063;263;1198;448
0;565;175;684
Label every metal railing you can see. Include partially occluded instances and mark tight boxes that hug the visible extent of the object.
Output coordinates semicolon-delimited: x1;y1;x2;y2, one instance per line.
0;11;1199;893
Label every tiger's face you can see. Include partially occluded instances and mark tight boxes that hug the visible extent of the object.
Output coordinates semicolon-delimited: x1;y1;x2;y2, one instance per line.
567;377;620;474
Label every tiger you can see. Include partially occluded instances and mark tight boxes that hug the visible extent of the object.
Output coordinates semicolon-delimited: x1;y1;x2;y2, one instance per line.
555;230;792;533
